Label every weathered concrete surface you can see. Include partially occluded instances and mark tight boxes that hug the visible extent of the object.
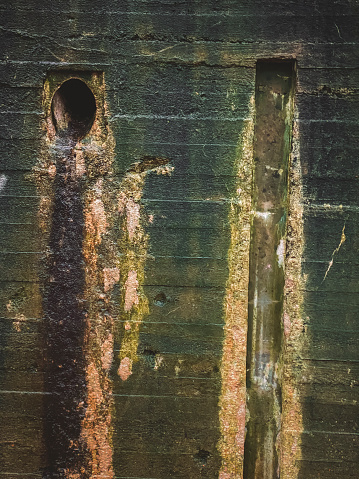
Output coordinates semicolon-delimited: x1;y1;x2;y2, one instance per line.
1;1;359;478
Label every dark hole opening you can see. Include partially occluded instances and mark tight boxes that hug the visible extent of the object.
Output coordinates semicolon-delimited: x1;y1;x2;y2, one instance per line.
194;449;211;467
51;78;96;140
154;292;167;307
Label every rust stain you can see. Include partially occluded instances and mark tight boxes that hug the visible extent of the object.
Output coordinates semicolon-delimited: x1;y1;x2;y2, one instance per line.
219;96;255;478
85;179;108;245
102;331;114;371
116;161;172;381
280;116;304;478
74;146;86;177
6;299;27;332
124;270;139;311
118;356;133;381
35;73;118;478
81;115;117;477
81;360;114;477
125;198;141;240
103;267;120;293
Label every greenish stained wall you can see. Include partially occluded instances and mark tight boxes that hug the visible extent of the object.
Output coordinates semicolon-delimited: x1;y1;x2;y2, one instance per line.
1;1;359;478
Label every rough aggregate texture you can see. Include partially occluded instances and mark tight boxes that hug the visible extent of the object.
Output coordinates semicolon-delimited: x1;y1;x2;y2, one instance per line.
1;1;359;478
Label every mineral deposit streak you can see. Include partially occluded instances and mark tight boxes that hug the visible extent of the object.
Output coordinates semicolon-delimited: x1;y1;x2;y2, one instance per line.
42;77;102;478
43;136;89;478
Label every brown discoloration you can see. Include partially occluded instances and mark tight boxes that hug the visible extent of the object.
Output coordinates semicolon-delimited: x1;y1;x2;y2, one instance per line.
101;332;114;371
116;160;172;379
219;96;254;478
85;180;108;245
118;356;133;381
81;360;114;478
125;198;141;240
35;72;118;478
74;146;87;178
80;118;117;478
6;297;28;332
280;117;304;478
124;270;139;312
103;268;120;293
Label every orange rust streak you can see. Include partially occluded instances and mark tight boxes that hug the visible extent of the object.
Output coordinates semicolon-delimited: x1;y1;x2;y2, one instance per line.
82;179;115;478
82;361;114;477
103;267;120;293
126;198;141;240
124;270;139;312
219;96;254;479
118;356;133;381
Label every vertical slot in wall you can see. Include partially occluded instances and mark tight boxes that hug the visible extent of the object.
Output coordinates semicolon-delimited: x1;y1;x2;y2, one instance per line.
243;60;296;479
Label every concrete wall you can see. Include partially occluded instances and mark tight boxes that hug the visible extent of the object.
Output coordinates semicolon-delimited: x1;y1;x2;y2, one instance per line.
1;1;358;478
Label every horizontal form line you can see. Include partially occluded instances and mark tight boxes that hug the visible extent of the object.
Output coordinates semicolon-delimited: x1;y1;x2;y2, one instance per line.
302;358;359;363
118;141;239;147
0;474;42;477
302;430;359;437
0;390;51;395
0;110;42;115
296;459;343;464
113;393;213;399
110;114;247;121
0;251;43;254
0;195;39;198
142;198;230;203
117;320;224;326
3;7;358;16
0;316;41;321
148;255;225;260
305;204;359;212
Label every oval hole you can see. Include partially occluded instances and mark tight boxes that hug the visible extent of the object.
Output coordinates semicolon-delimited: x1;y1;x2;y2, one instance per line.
154;292;167;307
51;78;96;140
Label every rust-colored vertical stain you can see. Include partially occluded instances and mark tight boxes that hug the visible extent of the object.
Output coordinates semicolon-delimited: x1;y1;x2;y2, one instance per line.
35;72;118;478
116;158;173;381
219;96;254;479
280;118;304;478
81;172;116;479
35;76;173;476
74;76;118;478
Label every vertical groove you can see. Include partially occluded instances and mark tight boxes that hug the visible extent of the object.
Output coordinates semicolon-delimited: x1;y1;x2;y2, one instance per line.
243;60;296;479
